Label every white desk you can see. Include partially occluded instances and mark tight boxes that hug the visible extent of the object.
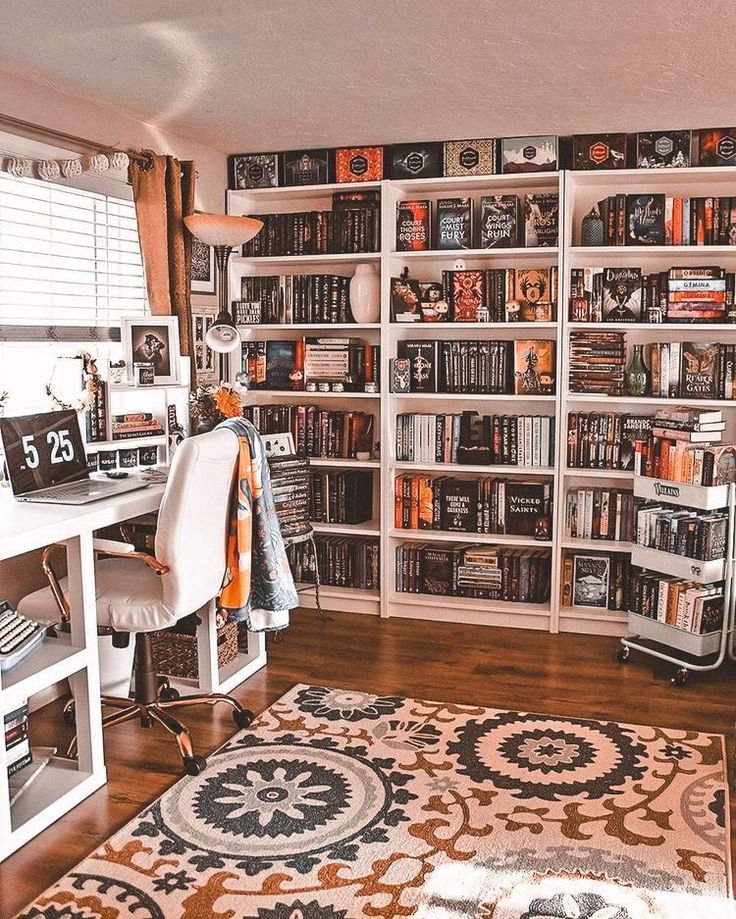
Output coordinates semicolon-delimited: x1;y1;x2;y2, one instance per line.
0;484;266;860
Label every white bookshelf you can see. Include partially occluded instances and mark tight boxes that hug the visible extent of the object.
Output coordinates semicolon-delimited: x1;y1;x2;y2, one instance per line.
227;167;736;636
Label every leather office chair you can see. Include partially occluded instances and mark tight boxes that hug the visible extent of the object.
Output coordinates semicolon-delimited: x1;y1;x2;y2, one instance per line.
19;428;254;775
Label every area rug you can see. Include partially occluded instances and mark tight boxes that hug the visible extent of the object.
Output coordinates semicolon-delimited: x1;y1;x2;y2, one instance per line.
17;684;732;918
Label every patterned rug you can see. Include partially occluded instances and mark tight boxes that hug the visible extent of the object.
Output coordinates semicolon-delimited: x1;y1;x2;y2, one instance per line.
17;684;732;918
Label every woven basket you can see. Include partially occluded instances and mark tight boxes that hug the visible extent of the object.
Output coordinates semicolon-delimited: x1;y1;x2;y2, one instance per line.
151;621;238;679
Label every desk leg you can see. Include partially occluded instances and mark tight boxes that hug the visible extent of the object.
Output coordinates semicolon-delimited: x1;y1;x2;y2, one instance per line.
65;532;105;781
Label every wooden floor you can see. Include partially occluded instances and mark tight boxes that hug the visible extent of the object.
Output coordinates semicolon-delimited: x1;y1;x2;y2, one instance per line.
1;609;735;915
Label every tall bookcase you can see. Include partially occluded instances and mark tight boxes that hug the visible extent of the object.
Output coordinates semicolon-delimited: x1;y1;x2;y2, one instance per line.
227;167;736;636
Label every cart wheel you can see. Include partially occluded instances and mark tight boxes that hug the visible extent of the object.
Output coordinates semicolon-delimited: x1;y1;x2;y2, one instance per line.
616;646;630;663
159;686;180;702
672;668;689;687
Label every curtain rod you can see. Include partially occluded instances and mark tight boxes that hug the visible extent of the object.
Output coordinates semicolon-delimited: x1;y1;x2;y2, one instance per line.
0;112;150;165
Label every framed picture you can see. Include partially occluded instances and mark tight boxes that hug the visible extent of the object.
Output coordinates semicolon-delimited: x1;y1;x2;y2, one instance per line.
191;238;215;294
121;316;180;385
192;305;217;384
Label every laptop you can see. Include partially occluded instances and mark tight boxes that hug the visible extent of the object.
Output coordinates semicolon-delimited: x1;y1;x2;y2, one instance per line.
0;410;150;504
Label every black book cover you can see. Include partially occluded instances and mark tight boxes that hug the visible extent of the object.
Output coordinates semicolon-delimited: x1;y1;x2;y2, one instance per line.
420;546;455;595
390;142;443;179
572;133;627;170
524;193;558;247
229;152;279;189
602;267;643;321
680;342;720;399
281;148;333;186
397;340;438;393
626;194;665;245
636;131;691;168
435;198;473;249
440;478;478;532
265;340;301;390
620;415;653;470
480;195;519;248
697;129;736;167
504;482;548;537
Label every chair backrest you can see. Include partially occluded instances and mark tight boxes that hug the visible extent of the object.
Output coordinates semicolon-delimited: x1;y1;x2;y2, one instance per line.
154;427;239;620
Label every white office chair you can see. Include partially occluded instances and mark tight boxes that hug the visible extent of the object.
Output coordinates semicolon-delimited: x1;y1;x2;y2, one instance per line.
18;428;254;775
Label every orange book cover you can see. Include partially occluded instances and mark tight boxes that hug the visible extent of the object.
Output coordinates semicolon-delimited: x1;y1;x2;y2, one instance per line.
409;474;420;530
335;146;384;183
419;476;434;529
394;474;404;529
673;196;683;245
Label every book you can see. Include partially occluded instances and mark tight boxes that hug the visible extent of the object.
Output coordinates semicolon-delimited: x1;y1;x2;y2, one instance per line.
499;135;558;173
572;133;627;170
435;198;473;249
229;152;278;189
680;341;719;399
524;193;559;247
449;270;485;322
513;267;556;322
390;142;443;179
334;146;384;182
601;267;642;321
636;131;691;168
513;339;556;395
265;340;304;390
504;482;549;537
396;200;431;251
697;128;736;167
626;194;666;245
443;138;496;177
440;479;478;532
572;555;610;608
480;196;519;248
397;340;439;393
391;275;423;322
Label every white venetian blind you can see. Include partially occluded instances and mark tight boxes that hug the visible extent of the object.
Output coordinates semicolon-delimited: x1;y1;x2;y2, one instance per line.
0;171;147;327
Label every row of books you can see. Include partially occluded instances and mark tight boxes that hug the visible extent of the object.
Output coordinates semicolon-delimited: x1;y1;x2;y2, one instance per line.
392;267;558;324
395;542;552;603
635;504;728;561
242;191;380;257
238;339;380;392
394;338;556;395
564;488;637;542
310;470;374;525
629;572;723;634
566;411;645;470
4;702;31;778
86;444;159;471
236;274;353;325
568;331;625;396
644;341;735;400
637;438;736;486
562;552;631;611
286;536;380;591
396;194;558;251
592;194;736;247
111;411;165;441
243;405;374;460
394;412;556;467
393;475;552;538
569;266;735;324
85;379;107;442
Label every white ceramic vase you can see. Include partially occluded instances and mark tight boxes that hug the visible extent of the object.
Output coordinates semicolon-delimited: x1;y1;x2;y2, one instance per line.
349;263;381;324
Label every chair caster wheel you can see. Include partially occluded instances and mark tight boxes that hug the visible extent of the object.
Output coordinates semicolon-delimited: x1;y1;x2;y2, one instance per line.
233;708;254;729
160;686;180;702
63;701;76;727
183;754;207;776
616;646;630;663
672;668;689;687
141;715;153;728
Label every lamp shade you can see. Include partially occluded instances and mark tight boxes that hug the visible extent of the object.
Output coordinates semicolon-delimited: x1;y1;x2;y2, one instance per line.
184;213;263;247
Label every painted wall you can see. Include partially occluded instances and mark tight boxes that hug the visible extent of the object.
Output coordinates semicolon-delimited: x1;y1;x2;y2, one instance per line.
0;69;227;606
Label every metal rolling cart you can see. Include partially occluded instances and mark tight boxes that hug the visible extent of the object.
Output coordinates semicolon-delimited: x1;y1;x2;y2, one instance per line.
617;476;736;686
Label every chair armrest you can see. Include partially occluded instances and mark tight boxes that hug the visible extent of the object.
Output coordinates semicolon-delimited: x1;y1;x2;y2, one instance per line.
41;545;70;621
92;538;169;576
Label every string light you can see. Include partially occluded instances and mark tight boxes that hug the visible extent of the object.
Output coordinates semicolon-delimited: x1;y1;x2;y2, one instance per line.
0;150;133;180
60;158;83;178
37;159;61;181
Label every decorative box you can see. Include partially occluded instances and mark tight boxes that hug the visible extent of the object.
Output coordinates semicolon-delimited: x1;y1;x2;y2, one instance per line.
499;135;558;173
138;445;158;466
228;153;279;189
636;131;691;168
98;451;117;471
572;133;627;170
390;142;443;179
335;146;384;182
443;138;496;177
697;128;736;167
281;148;333;186
152;621;238;679
118;449;138;469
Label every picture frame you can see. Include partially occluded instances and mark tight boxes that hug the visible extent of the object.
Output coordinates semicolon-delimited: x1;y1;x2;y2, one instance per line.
192;305;218;384
191;238;216;294
121;316;180;385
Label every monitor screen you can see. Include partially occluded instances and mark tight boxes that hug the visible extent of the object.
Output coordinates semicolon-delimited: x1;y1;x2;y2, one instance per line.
0;410;89;495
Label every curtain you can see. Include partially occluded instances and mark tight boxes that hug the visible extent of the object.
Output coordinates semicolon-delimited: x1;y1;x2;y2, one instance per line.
129;154;195;363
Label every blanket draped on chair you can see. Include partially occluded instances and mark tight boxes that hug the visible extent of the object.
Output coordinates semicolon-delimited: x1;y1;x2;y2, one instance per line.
217;417;298;631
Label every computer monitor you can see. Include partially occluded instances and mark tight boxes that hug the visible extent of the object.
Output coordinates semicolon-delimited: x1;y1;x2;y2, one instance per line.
0;410;89;496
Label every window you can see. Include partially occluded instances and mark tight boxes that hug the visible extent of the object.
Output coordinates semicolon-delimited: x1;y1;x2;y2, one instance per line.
0;172;148;414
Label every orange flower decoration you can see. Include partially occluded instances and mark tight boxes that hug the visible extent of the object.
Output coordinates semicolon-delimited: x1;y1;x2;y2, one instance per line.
214;387;242;419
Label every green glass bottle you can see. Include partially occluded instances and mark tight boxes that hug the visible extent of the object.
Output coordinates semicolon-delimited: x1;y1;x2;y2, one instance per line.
626;344;651;396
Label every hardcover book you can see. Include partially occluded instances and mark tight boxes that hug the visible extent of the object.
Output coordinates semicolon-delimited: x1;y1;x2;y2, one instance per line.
421;546;456;594
680;341;720;399
334;146;384;182
440;479;478;532
443;138;496;177
524;193;559;246
229;152;279;189
281;148;332;186
626;194;666;245
513;267;555;321
572;133;627;170
480;195;520;248
602;267;643;321
697;128;736;167
572;554;610;608
620;415;653;470
450;269;485;322
500;135;558;173
390;142;443;179
391;275;423;321
513;339;556;395
265;340;304;390
435;197;473;249
397;339;438;392
396;200;431;251
636;131;692;168
505;482;548;537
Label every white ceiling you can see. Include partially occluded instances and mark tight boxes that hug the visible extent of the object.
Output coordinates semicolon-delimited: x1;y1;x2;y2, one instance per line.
0;0;735;154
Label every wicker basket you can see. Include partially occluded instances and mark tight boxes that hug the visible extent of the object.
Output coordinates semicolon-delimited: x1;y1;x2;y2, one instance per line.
151;621;239;679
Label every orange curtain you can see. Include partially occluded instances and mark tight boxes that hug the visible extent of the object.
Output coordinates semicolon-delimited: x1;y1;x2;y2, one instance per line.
129;154;195;362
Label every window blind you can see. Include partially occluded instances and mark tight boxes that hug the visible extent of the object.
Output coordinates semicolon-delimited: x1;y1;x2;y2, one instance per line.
0;172;147;327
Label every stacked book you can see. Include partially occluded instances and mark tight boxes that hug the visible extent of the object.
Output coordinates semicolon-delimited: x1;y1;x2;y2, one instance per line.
287;536;379;591
111;412;164;441
268;455;311;541
568;331;626;395
593;193;736;247
562;552;631;611
237;274;353;325
310;470;374;525
564;488;637;542
304;338;379;390
395;542;551;603
567;412;652;471
85;379;107;442
5;702;31;778
240;339;379;392
243;404;374;460
394;475;552;538
635;504;727;561
629;572;723;633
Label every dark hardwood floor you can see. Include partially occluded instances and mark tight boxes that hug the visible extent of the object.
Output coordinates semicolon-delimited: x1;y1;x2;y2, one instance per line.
2;609;735;915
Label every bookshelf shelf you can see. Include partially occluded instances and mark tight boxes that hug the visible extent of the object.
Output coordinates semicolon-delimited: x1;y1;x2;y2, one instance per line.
568;321;736;332
85;436;167;452
564;468;634;480
393;461;554;476
233;252;380;267
390;528;551;548
394;392;557;403
242;390;380;400
390;247;558;260
560;538;632;553
559;607;629;624
389;321;558;331
312;519;381;537
229;181;382;203
309;458;381;469
389;171;560;195
239;323;381;331
566;394;736;408
630;544;726;583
